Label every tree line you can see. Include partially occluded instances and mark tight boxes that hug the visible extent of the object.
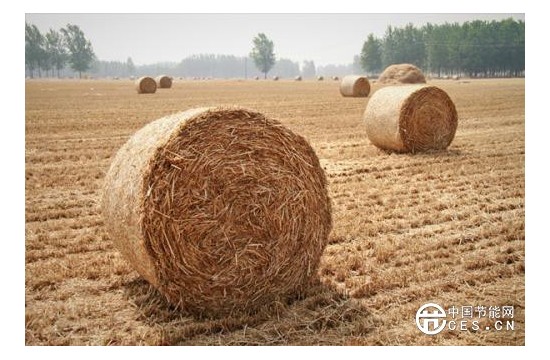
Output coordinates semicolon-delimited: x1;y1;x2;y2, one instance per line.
360;18;524;77
26;18;524;80
25;23;95;78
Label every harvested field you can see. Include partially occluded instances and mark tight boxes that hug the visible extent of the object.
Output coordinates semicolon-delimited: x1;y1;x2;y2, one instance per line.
25;78;525;345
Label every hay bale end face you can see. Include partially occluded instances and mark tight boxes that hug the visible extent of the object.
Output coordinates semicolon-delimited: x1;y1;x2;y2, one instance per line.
156;75;173;89
339;75;371;97
102;107;332;315
135;76;157;94
364;85;458;153
378;64;426;85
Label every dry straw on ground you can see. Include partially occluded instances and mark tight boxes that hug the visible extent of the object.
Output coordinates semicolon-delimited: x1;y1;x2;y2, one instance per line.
156;75;173;89
363;85;458;152
102;107;332;316
378;64;426;85
339;75;371;97
135;76;157;94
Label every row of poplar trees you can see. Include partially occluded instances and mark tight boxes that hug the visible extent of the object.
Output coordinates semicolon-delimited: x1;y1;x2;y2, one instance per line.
25;23;95;78
360;18;524;78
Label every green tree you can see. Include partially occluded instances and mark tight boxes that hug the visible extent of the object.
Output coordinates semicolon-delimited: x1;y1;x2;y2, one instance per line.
302;60;316;78
360;34;382;74
250;33;275;79
45;29;67;78
25;23;45;78
126;57;136;76
61;24;95;78
272;58;300;78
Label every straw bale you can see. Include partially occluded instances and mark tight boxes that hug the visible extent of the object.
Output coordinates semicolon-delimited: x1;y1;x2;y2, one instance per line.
364;85;458;152
102;107;332;315
339;75;371;97
378;64;426;85
135;76;157;94
156;75;173;89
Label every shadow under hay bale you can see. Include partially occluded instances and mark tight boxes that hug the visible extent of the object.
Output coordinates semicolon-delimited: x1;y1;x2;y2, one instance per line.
122;277;376;345
363;85;458;153
103;107;332;317
135;76;157;94
339;75;371;97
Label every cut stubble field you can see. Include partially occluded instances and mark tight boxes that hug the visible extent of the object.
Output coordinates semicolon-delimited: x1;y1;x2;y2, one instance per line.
25;78;524;345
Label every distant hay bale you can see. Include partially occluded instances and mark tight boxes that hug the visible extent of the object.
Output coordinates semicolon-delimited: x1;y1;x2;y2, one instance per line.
339;75;371;97
273;76;279;81
102;107;332;316
378;64;426;85
332;76;339;81
363;85;458;153
156;75;173;89
452;75;460;81
135;76;157;94
254;76;259;80
317;76;324;81
294;75;302;81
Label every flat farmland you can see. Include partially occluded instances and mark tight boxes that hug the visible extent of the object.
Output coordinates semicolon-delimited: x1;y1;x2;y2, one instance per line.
25;78;525;345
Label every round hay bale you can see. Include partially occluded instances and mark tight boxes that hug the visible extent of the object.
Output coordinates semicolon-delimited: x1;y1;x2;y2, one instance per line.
363;85;458;153
332;76;340;81
294;75;302;81
254;76;259;80
317;76;324;81
339;75;371;97
135;76;157;94
102;107;332;316
156;75;173;89
272;76;279;81
378;64;426;85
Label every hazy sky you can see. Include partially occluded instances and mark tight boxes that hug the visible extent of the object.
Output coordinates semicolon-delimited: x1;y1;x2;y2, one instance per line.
25;13;524;66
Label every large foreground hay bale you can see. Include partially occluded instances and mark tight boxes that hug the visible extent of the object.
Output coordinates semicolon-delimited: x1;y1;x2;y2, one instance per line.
339;75;371;97
102;107;332;315
156;75;173;89
363;85;458;152
378;64;426;85
135;76;157;94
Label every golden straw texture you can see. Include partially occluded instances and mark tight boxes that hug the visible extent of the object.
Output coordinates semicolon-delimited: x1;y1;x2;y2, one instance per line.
102;107;332;316
156;75;173;89
363;85;458;152
339;75;371;97
135;76;157;94
378;64;426;85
